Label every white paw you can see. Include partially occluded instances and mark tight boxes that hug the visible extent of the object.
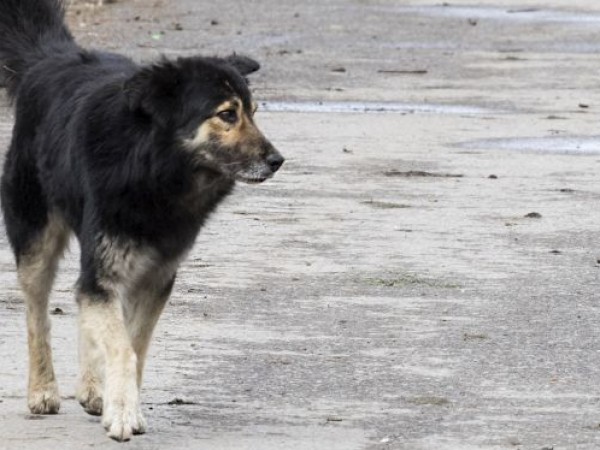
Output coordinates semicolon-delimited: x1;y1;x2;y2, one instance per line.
28;384;60;414
76;381;103;416
102;398;146;441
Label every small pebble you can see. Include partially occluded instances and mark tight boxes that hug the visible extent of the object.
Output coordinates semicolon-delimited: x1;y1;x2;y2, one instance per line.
524;212;542;219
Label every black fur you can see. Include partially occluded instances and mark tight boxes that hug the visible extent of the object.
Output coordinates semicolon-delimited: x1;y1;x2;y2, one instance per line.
0;0;281;295
0;0;283;437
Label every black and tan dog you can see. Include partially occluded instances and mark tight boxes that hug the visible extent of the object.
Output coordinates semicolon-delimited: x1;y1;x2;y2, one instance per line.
0;0;283;441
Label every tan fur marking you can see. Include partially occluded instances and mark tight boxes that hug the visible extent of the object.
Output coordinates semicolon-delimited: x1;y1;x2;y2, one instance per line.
18;214;70;414
215;99;239;114
185;98;265;156
125;286;171;387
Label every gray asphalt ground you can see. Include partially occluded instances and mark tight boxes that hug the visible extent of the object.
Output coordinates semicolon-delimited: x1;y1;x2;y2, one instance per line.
2;0;600;449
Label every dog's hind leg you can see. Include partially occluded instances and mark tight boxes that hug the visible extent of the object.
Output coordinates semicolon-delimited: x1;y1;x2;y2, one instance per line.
1;139;69;414
17;214;69;414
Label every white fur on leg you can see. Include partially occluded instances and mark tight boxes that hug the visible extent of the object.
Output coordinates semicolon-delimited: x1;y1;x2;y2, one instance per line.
80;237;181;439
98;237;178;389
76;369;104;416
79;294;146;441
102;362;147;441
77;314;105;415
28;383;61;415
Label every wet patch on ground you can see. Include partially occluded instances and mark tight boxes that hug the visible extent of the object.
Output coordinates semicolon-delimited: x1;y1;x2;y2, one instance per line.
457;135;600;154
260;100;502;115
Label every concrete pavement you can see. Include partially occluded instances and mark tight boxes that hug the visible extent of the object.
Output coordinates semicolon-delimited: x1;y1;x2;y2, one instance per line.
1;1;600;449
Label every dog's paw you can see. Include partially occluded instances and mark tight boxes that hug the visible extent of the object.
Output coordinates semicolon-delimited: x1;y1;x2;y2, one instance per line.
102;399;146;441
77;383;103;416
28;384;60;414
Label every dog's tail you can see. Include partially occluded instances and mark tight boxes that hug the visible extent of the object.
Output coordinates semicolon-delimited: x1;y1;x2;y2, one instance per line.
0;0;75;98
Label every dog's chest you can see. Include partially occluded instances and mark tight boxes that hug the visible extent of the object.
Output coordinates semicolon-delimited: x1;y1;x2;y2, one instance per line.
96;235;182;294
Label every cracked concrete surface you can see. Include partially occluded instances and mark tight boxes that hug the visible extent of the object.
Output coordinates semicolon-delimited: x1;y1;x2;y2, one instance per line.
1;0;600;449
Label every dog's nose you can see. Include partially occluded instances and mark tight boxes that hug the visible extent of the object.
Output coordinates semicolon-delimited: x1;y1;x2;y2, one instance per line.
267;153;284;173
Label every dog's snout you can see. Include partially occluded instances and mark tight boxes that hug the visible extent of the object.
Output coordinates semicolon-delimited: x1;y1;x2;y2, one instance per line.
267;153;284;173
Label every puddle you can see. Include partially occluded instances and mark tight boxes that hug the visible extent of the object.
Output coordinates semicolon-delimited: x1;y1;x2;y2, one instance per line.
549;42;600;54
459;136;600;155
260;101;496;115
369;5;600;25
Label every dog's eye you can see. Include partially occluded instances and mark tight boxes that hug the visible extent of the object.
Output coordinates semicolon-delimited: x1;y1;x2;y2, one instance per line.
217;109;238;124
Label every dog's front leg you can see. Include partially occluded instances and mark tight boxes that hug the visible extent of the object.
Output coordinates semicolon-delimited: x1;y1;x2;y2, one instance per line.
124;276;175;388
76;317;104;416
78;290;146;442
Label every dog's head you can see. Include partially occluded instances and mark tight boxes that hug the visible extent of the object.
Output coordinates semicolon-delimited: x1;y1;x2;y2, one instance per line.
124;55;284;184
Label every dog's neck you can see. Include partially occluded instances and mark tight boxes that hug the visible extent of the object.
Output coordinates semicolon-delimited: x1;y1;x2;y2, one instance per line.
147;168;234;260
182;169;235;216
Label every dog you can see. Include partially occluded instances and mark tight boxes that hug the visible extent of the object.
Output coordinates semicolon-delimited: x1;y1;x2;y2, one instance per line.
0;0;283;441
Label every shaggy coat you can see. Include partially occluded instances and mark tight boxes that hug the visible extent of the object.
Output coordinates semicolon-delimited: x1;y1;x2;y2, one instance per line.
0;0;283;441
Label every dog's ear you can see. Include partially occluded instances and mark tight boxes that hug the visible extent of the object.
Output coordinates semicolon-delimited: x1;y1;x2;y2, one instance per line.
124;61;181;125
225;54;260;76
